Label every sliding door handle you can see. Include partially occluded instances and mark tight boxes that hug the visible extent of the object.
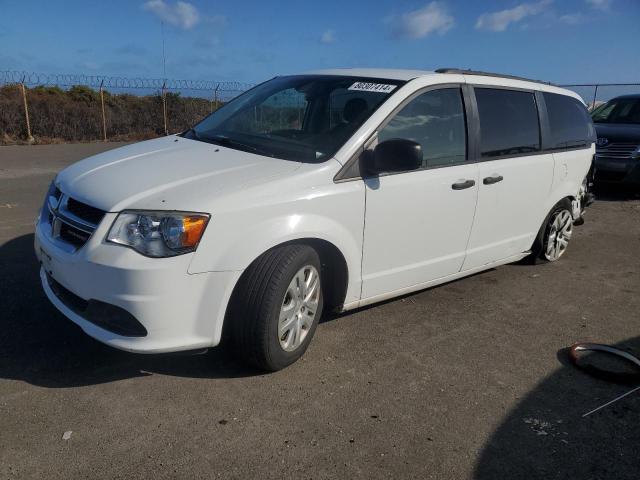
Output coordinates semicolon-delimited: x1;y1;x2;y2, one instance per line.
483;175;504;185
451;179;476;190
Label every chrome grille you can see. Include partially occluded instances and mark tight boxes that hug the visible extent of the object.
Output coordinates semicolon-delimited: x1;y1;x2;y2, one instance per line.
596;142;639;159
43;191;106;252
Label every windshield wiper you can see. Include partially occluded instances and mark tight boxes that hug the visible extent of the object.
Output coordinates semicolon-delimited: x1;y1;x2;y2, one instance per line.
208;134;275;157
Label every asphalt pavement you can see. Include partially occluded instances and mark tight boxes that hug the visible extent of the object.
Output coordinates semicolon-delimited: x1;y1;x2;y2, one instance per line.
1;142;639;479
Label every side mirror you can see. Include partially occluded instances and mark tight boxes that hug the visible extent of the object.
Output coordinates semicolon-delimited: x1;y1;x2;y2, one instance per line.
364;138;422;176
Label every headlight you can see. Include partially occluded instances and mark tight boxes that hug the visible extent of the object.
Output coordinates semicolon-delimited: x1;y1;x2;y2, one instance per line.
107;210;210;257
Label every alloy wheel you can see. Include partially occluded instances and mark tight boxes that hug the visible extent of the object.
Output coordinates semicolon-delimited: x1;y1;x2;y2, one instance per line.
278;265;320;352
544;209;573;261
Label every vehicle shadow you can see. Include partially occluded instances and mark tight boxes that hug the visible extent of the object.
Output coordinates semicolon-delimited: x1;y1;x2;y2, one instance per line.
592;184;640;202
473;336;640;479
0;233;262;388
321;267;498;324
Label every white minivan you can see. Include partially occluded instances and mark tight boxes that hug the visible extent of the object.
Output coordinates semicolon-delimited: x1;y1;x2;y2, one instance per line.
35;68;596;370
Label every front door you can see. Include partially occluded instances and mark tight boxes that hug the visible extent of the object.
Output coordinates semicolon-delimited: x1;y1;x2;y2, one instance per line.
361;86;479;300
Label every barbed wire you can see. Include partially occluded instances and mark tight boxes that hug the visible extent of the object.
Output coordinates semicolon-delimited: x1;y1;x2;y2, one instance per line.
3;70;638;92
0;70;253;92
560;83;640;87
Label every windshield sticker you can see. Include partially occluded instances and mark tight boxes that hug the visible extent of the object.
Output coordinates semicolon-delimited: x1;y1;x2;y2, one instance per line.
348;82;397;93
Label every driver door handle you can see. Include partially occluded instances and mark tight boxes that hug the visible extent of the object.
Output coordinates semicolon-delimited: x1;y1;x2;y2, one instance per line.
483;175;504;185
451;179;476;190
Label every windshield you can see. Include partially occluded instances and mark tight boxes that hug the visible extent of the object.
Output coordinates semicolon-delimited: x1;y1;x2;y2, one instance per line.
183;75;404;162
591;97;640;125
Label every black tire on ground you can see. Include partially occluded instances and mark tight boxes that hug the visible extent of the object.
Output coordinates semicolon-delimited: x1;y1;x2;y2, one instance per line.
528;198;573;264
229;244;324;371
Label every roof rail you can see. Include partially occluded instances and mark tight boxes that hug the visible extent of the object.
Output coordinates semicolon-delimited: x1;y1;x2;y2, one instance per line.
435;68;554;86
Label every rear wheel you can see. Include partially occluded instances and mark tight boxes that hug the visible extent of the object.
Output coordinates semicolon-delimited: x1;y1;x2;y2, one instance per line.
230;245;323;371
543;209;573;261
530;200;574;263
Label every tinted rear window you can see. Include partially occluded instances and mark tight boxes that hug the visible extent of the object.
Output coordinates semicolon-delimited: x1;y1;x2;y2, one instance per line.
544;92;596;149
475;88;540;158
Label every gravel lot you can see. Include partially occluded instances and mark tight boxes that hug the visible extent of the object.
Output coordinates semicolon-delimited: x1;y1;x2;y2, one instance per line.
1;143;639;479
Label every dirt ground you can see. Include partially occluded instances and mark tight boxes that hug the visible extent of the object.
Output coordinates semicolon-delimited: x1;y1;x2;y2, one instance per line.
1;142;639;479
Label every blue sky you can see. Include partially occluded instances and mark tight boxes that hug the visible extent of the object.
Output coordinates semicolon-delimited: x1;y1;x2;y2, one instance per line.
0;0;638;85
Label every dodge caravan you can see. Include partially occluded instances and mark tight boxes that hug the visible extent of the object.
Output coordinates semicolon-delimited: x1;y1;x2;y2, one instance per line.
35;68;596;371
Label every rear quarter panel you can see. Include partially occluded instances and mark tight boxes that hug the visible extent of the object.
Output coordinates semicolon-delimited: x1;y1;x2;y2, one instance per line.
548;145;594;214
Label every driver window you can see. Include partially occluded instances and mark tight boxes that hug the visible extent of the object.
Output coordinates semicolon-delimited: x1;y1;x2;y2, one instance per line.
377;88;466;168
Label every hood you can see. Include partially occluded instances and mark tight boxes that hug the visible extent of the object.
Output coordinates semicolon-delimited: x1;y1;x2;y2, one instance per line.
594;123;640;144
56;136;301;212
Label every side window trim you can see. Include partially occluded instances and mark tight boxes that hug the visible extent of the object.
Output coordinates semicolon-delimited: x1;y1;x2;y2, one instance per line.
334;83;469;182
535;90;552;151
474;86;592;155
462;84;480;162
333;83;593;183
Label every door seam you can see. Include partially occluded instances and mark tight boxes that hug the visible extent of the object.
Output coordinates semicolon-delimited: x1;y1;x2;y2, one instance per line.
459;163;481;272
358;180;368;302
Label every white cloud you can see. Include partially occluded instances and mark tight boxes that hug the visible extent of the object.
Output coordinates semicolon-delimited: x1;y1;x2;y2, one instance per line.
585;0;612;11
476;0;552;32
320;29;336;44
387;2;454;40
143;0;200;29
559;12;586;25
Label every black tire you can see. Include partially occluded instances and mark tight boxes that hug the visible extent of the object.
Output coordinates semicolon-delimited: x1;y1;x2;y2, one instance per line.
229;244;323;371
528;198;573;264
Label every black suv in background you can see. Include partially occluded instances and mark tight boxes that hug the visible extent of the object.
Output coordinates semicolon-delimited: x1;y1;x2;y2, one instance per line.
591;94;640;188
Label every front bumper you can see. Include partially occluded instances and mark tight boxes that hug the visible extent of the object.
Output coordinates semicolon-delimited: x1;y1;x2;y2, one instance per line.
35;216;241;353
594;155;640;186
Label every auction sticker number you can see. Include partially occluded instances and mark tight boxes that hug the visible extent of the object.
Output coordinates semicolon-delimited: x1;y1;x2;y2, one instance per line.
348;82;397;93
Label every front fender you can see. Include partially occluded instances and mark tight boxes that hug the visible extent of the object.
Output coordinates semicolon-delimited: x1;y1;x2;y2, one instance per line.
188;176;365;306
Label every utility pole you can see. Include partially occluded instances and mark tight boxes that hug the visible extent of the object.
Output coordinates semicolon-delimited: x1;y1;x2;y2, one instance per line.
161;21;167;80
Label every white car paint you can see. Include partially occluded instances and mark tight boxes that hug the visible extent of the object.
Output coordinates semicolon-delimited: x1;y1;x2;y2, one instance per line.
56;136;302;212
462;153;555;270
35;68;593;353
361;162;480;300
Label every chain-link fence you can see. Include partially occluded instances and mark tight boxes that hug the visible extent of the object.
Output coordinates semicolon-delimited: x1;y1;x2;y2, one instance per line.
0;71;253;144
560;83;640;110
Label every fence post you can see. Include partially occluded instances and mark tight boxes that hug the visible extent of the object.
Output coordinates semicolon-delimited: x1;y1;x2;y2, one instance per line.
20;78;34;144
99;79;107;142
591;85;599;110
212;84;219;112
161;82;168;135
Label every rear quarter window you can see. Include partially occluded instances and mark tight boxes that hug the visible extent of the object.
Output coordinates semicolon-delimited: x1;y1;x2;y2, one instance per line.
543;92;596;149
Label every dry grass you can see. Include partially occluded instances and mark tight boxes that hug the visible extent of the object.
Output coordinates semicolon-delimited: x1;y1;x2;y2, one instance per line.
0;84;216;145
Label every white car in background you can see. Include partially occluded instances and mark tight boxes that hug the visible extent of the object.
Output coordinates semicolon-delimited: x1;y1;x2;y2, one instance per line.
35;68;596;371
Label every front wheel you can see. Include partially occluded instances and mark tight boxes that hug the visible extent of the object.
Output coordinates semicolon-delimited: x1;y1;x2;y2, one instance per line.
229;245;324;371
529;200;574;263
